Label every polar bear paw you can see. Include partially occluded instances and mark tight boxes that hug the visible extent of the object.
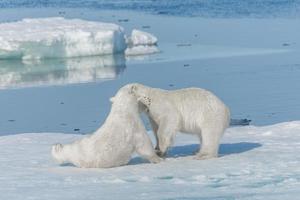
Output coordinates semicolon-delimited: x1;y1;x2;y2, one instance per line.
194;153;217;160
149;155;164;164
155;149;167;158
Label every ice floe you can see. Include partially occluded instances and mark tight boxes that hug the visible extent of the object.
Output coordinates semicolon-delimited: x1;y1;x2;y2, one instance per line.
128;29;158;46
0;121;299;199
125;29;159;56
0;18;159;60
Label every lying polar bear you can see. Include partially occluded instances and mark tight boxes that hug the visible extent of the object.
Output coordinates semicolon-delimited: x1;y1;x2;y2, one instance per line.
129;83;230;159
52;85;162;168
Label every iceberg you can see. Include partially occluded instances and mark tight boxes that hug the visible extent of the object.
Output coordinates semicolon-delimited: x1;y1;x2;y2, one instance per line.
0;18;159;60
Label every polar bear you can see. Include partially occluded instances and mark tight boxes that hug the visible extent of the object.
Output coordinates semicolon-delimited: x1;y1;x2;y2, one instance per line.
51;85;162;168
129;83;230;159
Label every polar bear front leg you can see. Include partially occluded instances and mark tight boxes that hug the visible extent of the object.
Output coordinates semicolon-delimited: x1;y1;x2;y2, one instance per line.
148;116;160;151
134;130;163;164
156;117;179;157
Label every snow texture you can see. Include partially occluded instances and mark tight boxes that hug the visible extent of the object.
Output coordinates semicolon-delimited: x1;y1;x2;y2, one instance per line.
0;121;299;199
0;18;159;60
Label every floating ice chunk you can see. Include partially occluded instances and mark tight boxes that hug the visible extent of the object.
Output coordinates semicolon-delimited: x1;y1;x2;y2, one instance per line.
125;29;159;56
128;29;158;46
0;18;160;60
0;18;127;60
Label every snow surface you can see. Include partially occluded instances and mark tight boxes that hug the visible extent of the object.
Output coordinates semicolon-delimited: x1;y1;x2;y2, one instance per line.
0;18;159;60
1;121;299;199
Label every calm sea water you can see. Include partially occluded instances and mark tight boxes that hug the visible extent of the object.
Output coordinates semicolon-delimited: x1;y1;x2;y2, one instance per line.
0;4;299;135
0;0;300;18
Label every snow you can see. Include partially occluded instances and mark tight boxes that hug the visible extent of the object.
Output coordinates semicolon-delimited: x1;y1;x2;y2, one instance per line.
0;18;159;60
1;121;299;199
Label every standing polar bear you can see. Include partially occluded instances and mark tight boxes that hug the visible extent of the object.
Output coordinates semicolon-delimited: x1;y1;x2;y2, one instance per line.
129;83;230;159
52;85;161;168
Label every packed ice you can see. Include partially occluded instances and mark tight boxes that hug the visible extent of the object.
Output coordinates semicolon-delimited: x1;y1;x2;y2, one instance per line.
0;121;299;199
0;18;159;60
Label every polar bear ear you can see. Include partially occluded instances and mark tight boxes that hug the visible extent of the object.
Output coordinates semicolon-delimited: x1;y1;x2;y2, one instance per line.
110;97;115;103
130;85;137;94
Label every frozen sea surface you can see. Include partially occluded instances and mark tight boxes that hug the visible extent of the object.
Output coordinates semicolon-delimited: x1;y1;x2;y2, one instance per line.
0;121;299;200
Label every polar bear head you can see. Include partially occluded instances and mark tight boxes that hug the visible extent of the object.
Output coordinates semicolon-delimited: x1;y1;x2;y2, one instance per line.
109;84;143;113
113;83;152;113
124;83;152;107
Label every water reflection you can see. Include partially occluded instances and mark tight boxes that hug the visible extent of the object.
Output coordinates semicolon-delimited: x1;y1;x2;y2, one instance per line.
0;54;126;89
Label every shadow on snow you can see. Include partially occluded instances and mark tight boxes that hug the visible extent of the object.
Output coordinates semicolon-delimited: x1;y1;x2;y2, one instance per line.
129;142;262;165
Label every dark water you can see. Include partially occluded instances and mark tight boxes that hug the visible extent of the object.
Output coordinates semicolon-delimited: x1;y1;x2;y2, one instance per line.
0;0;300;18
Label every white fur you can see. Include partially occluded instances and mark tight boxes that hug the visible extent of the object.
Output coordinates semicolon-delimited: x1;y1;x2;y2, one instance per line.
129;83;230;159
51;85;161;168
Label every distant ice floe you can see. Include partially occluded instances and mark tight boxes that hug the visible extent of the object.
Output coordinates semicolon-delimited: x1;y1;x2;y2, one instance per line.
129;29;158;46
125;29;159;56
0;18;159;60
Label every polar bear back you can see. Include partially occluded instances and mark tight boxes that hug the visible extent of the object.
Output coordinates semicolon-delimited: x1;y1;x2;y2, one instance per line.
163;88;230;133
93;118;136;167
67;112;138;168
84;90;143;167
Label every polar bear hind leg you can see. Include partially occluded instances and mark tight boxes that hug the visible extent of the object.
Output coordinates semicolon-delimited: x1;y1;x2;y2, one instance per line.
195;125;224;160
134;130;163;163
